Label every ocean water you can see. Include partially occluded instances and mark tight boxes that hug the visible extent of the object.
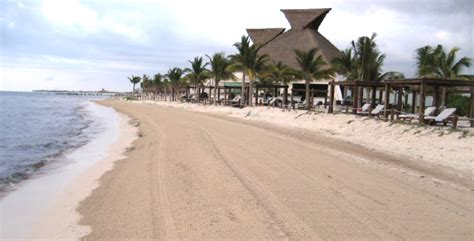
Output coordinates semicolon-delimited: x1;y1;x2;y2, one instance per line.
0;91;105;194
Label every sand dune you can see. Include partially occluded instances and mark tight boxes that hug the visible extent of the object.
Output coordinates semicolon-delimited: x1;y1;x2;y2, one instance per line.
78;99;473;240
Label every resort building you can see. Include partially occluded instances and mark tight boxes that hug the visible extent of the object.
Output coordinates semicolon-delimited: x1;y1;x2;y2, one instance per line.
219;8;344;105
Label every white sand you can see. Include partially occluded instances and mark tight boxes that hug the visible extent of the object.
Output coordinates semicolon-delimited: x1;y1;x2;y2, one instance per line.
135;100;473;173
0;102;137;240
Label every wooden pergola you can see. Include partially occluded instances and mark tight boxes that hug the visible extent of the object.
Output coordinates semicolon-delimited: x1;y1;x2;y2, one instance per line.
328;80;385;114
329;78;474;127
217;84;249;105
255;84;289;106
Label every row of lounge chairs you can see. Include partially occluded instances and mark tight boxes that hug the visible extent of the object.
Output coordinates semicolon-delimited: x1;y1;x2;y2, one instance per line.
358;103;385;116
228;97;457;127
355;103;457;126
400;107;457;125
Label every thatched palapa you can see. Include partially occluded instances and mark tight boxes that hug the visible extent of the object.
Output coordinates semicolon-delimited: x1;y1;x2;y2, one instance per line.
247;8;341;71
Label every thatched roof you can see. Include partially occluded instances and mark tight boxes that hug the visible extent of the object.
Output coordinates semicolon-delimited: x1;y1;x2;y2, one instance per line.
281;8;331;30
246;8;341;70
247;28;285;46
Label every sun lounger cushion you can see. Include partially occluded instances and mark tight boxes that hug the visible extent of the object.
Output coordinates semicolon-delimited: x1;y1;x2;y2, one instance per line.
371;104;384;115
399;106;437;119
424;108;456;122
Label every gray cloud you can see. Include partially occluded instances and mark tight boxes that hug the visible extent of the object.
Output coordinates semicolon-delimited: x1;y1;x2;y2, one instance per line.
1;0;473;91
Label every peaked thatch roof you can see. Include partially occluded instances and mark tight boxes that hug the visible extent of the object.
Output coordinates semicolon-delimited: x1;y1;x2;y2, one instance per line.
281;8;331;30
247;28;285;46
246;8;341;70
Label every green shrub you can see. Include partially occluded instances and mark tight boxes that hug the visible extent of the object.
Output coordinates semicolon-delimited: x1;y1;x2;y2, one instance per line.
447;94;470;116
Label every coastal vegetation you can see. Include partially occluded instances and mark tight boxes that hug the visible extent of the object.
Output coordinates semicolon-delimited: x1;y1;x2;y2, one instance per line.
127;75;141;92
127;33;471;117
294;48;334;109
206;53;235;104
184;57;210;99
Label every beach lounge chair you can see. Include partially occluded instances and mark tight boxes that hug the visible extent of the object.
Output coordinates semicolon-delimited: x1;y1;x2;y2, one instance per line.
230;95;242;107
268;97;278;106
423;108;457;125
398;106;437;122
370;104;385;117
357;103;372;115
297;100;307;109
263;97;273;106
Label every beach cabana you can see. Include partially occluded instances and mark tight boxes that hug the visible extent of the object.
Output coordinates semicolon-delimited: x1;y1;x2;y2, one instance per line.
255;84;289;106
329;78;474;127
383;78;474;126
328;81;385;114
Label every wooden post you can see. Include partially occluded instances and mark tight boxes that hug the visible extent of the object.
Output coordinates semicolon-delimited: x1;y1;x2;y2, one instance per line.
291;89;295;109
343;86;348;103
255;86;259;106
209;86;212;103
378;89;383;104
383;84;390;119
441;87;447;107
371;87;376;108
433;85;440;114
245;85;253;105
324;94;328;108
419;83;426;124
352;84;358;114
411;91;416;114
470;87;474;127
397;88;403;113
329;81;335;113
452;116;458;129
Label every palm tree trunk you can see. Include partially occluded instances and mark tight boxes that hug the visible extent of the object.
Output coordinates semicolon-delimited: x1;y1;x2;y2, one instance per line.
240;72;246;106
133;83;136;92
305;79;310;109
214;80;218;105
249;77;253;107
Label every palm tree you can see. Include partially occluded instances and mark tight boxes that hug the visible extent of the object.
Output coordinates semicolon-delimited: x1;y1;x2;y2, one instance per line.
152;73;163;97
351;33;387;82
206;53;234;104
414;45;439;78
332;48;357;80
230;36;268;106
128;75;141;92
294;48;334;109
378;71;405;81
414;45;471;79
263;61;296;85
184;57;209;99
142;74;152;94
229;36;251;106
167;67;183;101
433;46;471;79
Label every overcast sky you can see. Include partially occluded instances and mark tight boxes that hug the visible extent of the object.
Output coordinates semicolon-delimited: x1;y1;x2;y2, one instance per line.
1;0;473;91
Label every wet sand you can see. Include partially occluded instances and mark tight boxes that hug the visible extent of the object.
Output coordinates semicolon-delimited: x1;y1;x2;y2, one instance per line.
79;99;473;240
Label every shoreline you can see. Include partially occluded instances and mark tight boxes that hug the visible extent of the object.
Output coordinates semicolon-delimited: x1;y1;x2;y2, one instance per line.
0;101;137;240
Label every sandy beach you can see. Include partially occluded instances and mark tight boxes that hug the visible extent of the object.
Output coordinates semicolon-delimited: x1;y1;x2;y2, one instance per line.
76;99;473;240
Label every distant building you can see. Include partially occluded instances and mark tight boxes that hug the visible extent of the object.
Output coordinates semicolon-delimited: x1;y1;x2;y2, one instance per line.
247;8;341;71
218;8;343;103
